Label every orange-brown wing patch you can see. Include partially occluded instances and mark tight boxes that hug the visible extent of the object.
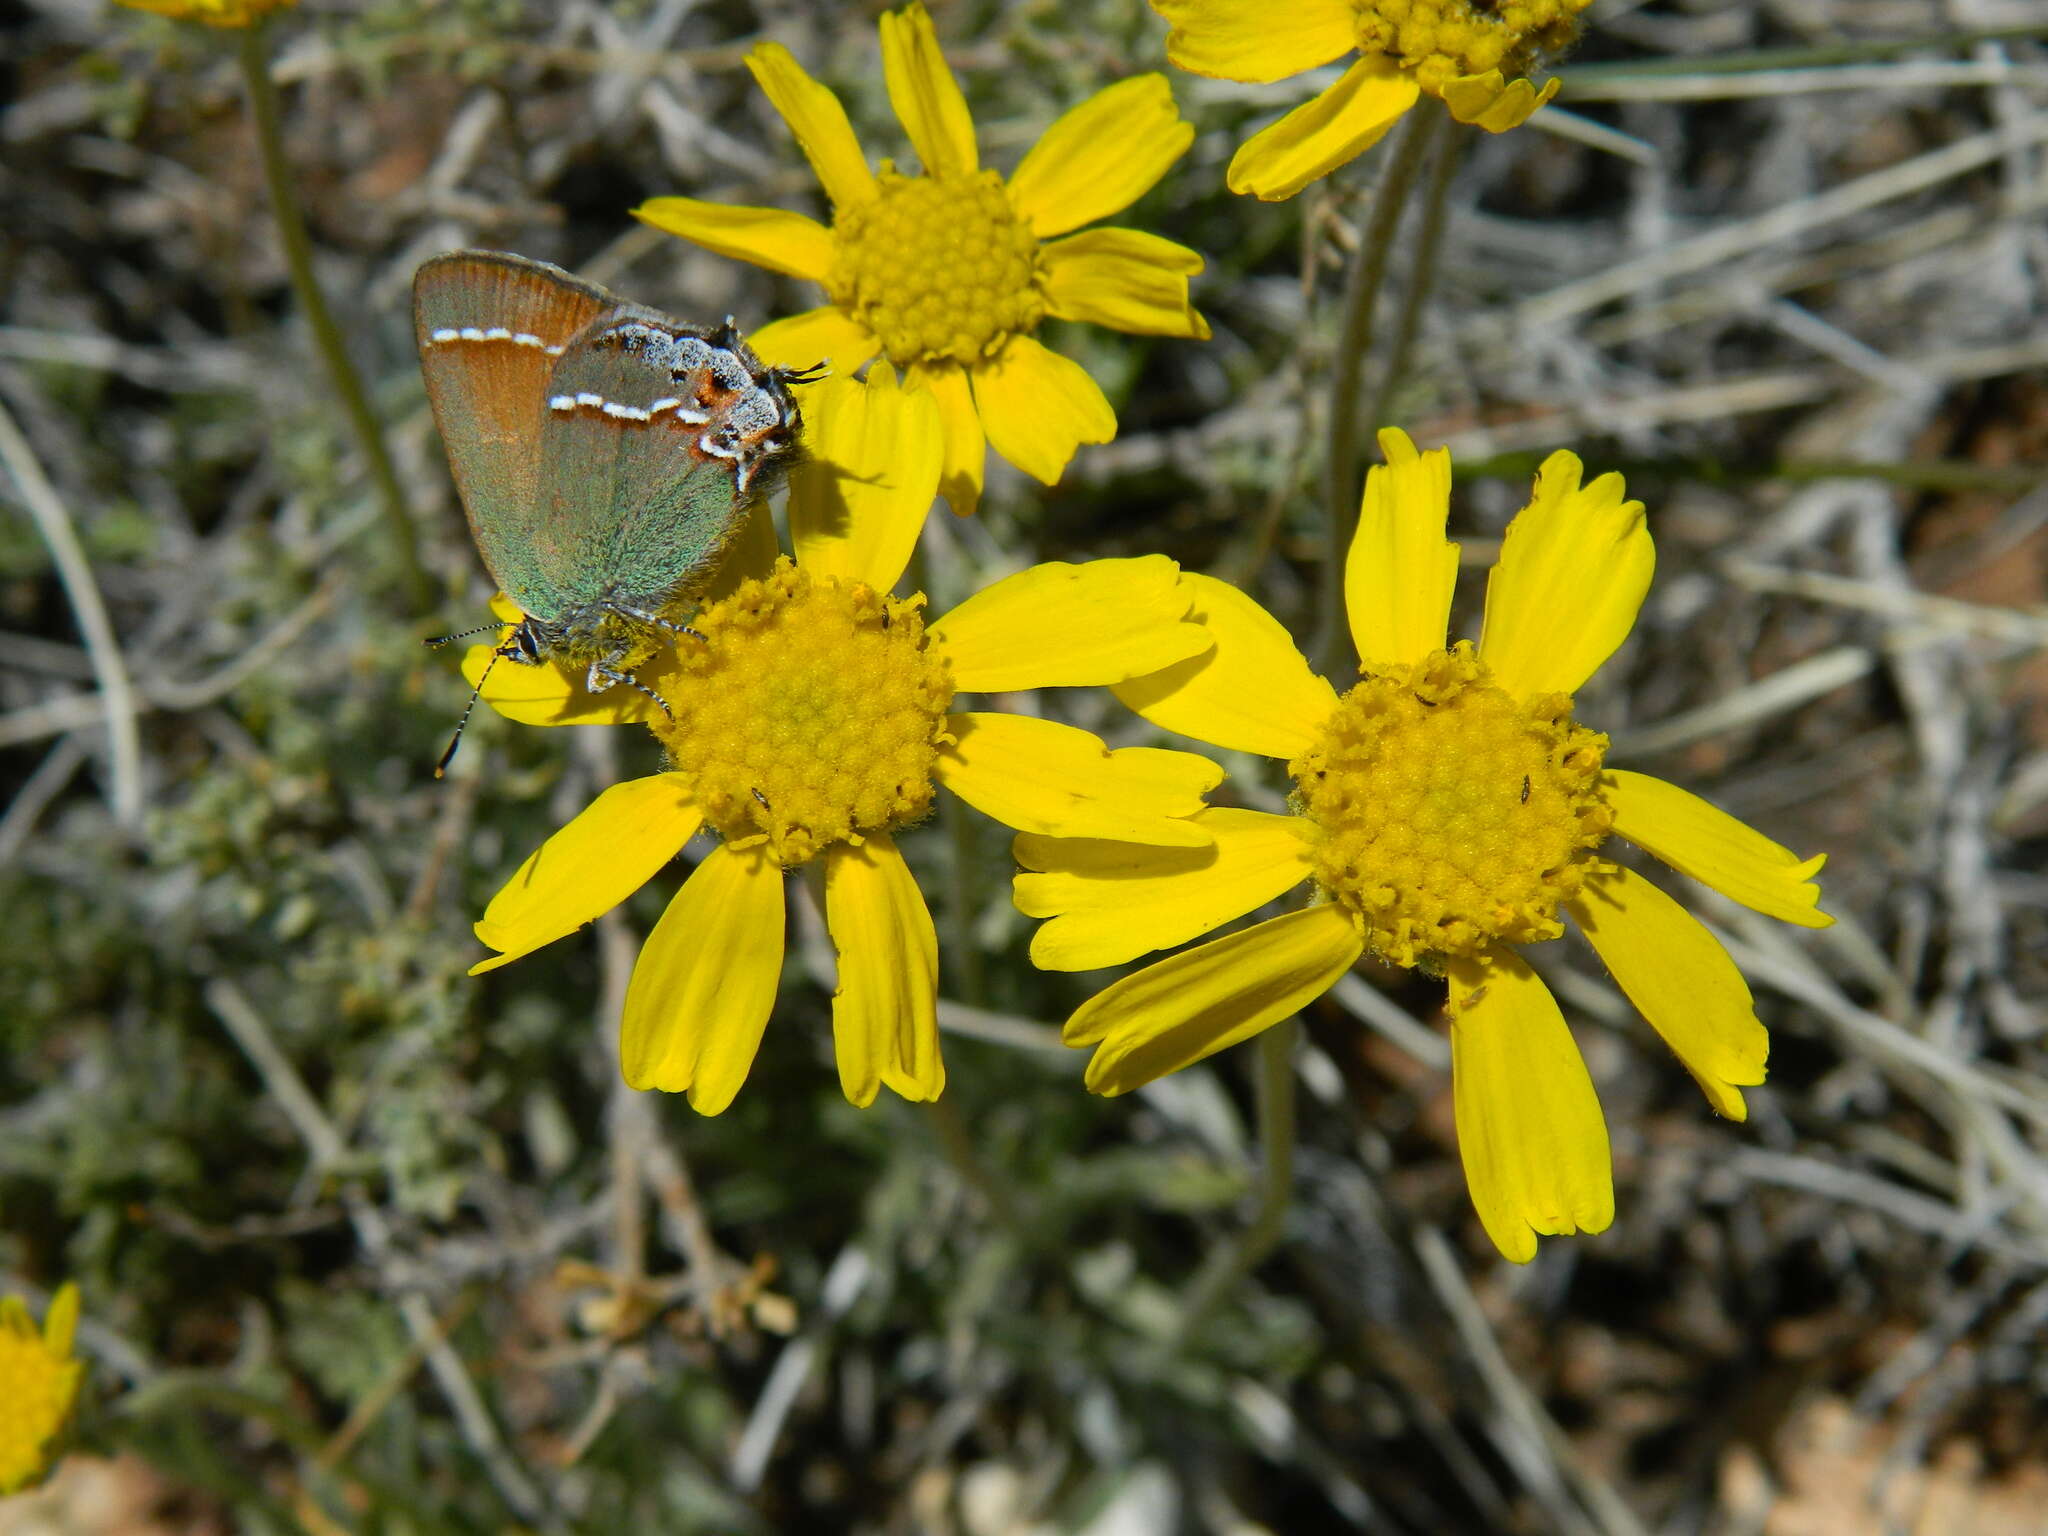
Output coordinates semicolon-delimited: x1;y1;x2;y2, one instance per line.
415;250;619;595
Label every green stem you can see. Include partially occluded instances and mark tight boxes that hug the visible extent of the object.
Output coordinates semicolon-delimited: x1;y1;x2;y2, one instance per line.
1314;106;1441;681
1356;120;1467;454
237;22;432;612
923;1092;1023;1234
941;789;986;1007
1170;1017;1298;1347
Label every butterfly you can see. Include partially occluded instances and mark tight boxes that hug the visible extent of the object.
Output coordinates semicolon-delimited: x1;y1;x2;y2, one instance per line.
414;249;817;770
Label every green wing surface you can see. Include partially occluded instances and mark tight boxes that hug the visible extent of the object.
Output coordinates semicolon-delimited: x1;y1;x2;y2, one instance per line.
414;251;615;619
533;310;748;616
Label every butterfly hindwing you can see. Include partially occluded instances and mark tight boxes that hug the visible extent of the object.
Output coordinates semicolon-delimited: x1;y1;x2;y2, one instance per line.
534;309;773;619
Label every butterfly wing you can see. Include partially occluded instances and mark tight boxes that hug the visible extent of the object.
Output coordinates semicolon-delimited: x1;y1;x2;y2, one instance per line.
534;308;795;619
414;250;615;619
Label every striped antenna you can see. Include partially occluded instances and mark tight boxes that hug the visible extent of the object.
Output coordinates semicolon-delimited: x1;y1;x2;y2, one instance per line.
434;643;512;779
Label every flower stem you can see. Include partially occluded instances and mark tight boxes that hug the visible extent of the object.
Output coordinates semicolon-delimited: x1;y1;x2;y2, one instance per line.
1170;1016;1298;1347
1356;120;1468;458
923;1092;1024;1233
941;789;986;1006
1314;104;1442;681
237;21;432;612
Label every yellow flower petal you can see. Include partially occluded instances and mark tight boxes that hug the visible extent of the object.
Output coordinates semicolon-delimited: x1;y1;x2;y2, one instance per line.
1441;72;1559;133
1068;904;1363;1093
0;1280;82;1496
651;505;778;638
1437;71;1506;122
1603;769;1833;928
706;500;780;598
620;842;785;1112
745;305;881;376
1150;0;1360;84
631;198;836;281
880;1;977;178
745;41;877;209
1113;571;1338;760
1447;950;1614;1264
970;333;1116;486
1478;449;1653;699
471;774;701;974
42;1283;79;1358
937;712;1220;847
1227;56;1421;202
1015;808;1316;970
113;0;290;27
463;627;655;728
929;555;1210;694
824;834;943;1107
789;365;942;592
907;361;984;516
1569;867;1767;1122
1041;229;1211;340
1348;428;1458;670
1007;75;1193;237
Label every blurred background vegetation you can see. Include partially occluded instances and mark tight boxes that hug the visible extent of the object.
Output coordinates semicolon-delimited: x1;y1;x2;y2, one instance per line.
3;0;2047;1531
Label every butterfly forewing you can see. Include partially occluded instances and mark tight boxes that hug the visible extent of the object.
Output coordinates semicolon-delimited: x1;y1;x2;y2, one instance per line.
414;251;615;617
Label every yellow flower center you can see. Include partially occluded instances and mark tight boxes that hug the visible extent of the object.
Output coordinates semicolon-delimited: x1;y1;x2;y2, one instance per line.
649;560;953;868
827;168;1045;367
1352;0;1591;90
1289;641;1613;969
0;1317;80;1494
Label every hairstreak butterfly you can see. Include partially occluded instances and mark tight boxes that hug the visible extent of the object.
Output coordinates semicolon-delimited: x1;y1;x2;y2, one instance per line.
415;249;815;772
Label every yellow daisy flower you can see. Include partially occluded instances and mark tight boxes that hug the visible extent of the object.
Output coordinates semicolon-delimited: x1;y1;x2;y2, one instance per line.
0;1283;83;1494
634;1;1210;515
1151;0;1589;200
113;0;295;25
1015;429;1832;1263
464;367;1219;1113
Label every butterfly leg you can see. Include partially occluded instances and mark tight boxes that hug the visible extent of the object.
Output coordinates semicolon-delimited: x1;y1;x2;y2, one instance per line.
587;658;675;717
604;601;705;646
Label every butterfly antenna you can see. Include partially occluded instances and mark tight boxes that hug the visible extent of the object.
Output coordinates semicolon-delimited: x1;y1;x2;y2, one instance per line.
434;645;508;779
423;621;507;649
